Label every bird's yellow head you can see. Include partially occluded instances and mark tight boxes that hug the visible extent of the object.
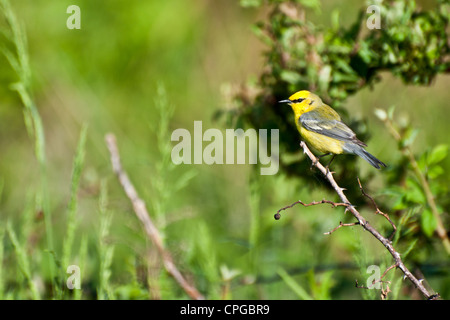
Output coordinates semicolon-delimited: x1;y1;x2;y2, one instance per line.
279;90;322;116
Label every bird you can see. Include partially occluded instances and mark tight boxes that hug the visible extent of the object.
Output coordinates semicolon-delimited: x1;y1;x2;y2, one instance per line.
279;90;386;169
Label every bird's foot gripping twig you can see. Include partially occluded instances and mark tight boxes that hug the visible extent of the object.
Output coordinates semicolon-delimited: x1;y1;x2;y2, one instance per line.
308;151;335;176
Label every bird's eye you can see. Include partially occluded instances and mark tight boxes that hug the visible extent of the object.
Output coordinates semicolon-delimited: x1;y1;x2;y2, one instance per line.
291;98;305;103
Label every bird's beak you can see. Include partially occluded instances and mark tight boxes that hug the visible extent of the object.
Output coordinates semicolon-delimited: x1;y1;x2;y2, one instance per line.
278;99;291;104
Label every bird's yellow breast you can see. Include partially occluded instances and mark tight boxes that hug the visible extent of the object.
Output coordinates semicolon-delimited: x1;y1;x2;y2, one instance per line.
296;116;344;154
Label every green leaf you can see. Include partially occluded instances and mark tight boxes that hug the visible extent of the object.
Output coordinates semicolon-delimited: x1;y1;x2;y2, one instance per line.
401;238;418;259
307;269;334;300
387;106;396;120
331;9;340;31
420;209;437;237
296;0;321;13
277;267;313;300
280;70;303;84
240;0;262;8
174;169;197;192
405;178;426;205
392;194;407;210
401;128;419;148
427;165;444;179
417;151;428;172
427;144;448;165
332;71;359;83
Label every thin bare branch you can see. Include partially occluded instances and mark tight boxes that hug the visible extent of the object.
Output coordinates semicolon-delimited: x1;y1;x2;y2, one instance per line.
324;221;360;235
274;199;350;220
105;133;204;300
357;178;397;241
276;141;440;300
356;263;398;299
355;279;390;290
380;263;399;281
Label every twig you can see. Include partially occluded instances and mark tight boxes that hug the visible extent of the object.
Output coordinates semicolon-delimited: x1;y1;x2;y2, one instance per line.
276;141;439;300
274;199;350;220
356;263;397;299
380;263;398;281
105;133;204;300
355;278;392;300
357;178;397;241
355;278;390;290
324;221;360;235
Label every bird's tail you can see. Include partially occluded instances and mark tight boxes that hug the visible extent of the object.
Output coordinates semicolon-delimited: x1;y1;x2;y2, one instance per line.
344;143;386;169
354;147;387;169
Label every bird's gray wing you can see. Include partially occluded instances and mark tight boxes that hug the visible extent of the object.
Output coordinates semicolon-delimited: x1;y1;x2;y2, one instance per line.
299;109;367;146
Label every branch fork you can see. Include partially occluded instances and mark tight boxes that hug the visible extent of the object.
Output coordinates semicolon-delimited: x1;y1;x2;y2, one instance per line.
275;141;440;300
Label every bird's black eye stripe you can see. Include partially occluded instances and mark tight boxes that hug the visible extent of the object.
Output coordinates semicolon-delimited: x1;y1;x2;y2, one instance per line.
291;98;305;103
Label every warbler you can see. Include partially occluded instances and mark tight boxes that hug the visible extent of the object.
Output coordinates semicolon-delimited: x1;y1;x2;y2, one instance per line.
279;90;386;169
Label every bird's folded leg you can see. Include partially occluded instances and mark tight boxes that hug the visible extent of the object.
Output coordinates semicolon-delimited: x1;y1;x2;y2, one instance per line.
310;153;333;170
324;154;336;175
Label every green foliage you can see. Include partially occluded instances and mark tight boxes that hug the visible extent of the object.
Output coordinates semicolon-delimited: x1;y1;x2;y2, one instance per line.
224;0;450;299
277;267;313;300
225;0;450;192
6;221;40;299
97;180;115;300
0;0;449;301
375;105;449;252
62;125;88;277
0;0;55;294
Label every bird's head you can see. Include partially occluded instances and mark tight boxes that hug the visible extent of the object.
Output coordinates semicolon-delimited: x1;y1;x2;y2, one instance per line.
278;90;322;115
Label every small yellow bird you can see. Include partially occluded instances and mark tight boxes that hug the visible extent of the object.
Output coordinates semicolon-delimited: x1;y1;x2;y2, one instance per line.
279;90;386;169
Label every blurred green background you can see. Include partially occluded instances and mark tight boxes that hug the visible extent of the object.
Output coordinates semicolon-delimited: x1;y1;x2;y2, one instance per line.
0;0;448;299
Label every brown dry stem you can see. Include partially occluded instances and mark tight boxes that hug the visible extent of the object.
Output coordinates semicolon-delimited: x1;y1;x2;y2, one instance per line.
275;141;440;300
105;133;204;300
